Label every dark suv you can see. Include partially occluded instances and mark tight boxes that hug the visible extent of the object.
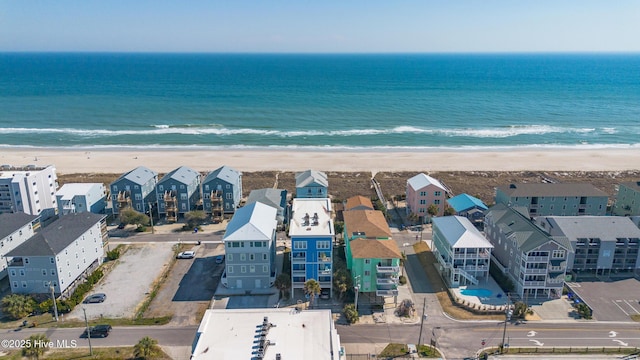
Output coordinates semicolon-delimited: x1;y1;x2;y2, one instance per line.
82;324;112;338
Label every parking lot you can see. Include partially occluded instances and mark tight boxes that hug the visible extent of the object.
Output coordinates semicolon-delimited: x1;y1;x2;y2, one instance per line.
566;276;640;321
66;243;174;321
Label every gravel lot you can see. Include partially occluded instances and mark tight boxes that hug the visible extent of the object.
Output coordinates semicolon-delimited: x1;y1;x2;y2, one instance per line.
65;243;174;321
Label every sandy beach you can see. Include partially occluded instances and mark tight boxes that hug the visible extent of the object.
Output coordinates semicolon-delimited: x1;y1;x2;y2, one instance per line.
2;148;640;174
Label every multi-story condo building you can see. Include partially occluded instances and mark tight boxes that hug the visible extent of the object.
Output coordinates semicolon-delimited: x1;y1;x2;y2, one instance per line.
5;213;108;297
432;216;493;287
295;170;328;198
343;209;401;301
612;181;640;216
495;183;608;217
0;165;58;215
56;183;107;215
536;216;640;276
110;166;158;215
289;198;334;297
202;165;242;221
0;213;40;279
156;166;200;222
484;204;570;299
222;202;277;290
406;173;448;217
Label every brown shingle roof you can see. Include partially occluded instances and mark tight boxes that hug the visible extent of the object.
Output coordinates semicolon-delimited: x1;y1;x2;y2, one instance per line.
350;238;402;259
345;196;374;211
343;210;391;238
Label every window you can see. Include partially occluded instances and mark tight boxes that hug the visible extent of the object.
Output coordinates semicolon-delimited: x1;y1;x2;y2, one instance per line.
228;266;233;273
50;257;55;264
420;191;427;196
227;254;233;261
51;269;55;276
250;265;255;273
180;193;187;200
293;241;307;250
552;250;565;258
241;266;246;273
22;281;27;288
434;200;441;204
250;254;255;261
42;269;47;276
19;269;25;276
419;199;426;205
317;241;330;249
364;259;370;264
240;254;246;261
226;193;232;200
263;265;268;272
364;270;370;276
435;191;441;196
10;270;16;277
12;281;17;288
226;184;231;189
24;257;29;264
263;253;268;261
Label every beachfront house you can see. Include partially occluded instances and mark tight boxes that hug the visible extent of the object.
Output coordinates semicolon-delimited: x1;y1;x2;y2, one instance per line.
536;216;640;277
0;213;40;280
5;213;108;297
222;202;277;290
246;188;288;228
202;165;242;222
494;183;608;217
406;173;449;219
432;216;493;287
0;165;58;215
56;183;107;216
343;209;401;304
191;308;342;360
156;166;201;222
344;195;374;211
110;166;158;216
295;170;328;198
446;194;488;229
484;204;570;299
612;181;640;216
289;198;334;298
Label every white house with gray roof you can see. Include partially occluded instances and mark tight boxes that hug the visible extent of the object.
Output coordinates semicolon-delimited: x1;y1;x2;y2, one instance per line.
222;202;278;290
536;216;640;275
495;183;608;217
295;170;328;198
432;216;493;287
110;166;158;215
156;166;201;222
484;204;570;299
202;165;242;220
0;213;40;279
5;213;107;296
56;183;107;215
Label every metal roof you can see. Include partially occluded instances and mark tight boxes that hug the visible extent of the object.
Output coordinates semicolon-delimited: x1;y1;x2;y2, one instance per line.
433;216;493;249
497;183;608;197
158;166;200;185
407;173;446;192
542;216;640;241
114;166;157;185
203;165;241;185
447;194;488;212
223;202;277;241
295;170;328;188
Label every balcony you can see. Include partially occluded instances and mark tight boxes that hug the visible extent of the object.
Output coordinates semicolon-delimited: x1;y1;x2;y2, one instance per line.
319;267;332;276
376;289;399;297
376;264;400;273
292;268;306;275
7;258;23;267
524;255;549;262
291;253;306;263
522;267;547;274
452;251;490;259
376;277;399;286
523;280;546;286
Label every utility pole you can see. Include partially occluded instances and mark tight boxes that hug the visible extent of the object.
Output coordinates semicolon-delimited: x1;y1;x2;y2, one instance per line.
49;282;58;322
501;293;512;353
83;308;93;356
354;275;361;313
148;202;155;234
418;298;426;346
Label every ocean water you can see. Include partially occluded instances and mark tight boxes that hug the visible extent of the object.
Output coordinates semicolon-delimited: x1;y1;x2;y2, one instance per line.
1;53;639;150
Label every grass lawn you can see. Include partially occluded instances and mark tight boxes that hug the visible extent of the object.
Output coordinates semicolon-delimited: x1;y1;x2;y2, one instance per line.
378;343;442;358
1;347;172;360
412;241;504;321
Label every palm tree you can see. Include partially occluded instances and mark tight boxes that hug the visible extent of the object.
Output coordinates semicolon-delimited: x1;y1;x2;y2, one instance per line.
1;294;35;320
332;269;352;300
304;279;321;309
22;334;49;359
274;273;291;300
133;336;160;359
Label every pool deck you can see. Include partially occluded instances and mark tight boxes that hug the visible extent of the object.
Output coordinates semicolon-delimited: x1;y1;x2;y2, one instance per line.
451;278;510;307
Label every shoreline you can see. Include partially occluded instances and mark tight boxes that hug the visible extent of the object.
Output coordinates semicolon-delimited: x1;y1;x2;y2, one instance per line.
2;148;640;174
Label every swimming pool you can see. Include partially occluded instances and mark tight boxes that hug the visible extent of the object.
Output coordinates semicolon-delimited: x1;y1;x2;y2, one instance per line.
460;288;493;297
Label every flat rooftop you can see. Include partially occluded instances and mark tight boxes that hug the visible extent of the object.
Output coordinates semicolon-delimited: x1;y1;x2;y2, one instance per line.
289;198;334;237
191;308;341;360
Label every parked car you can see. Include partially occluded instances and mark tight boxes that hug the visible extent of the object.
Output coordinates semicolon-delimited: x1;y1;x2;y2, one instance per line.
215;255;225;264
320;289;330;300
81;324;112;338
117;223;126;229
176;250;195;259
83;293;106;304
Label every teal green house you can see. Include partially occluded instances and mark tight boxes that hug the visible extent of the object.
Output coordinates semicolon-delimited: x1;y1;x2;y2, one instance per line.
343;207;402;302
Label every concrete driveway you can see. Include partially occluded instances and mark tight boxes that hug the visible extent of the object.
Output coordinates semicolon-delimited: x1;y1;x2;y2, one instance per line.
66;243;174;321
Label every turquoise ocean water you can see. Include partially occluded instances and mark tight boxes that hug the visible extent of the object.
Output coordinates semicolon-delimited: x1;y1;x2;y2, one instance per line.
1;53;639;150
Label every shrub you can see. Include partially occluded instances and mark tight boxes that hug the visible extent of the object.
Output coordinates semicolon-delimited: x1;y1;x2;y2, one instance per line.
1;294;36;320
38;299;53;314
398;275;407;285
343;304;359;324
106;248;120;261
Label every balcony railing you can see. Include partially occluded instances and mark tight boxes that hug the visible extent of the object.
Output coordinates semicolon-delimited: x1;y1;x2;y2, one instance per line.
523;280;546;286
376;265;400;273
452;252;490;259
522;267;547;274
376;289;399;297
291;253;306;263
7;258;24;267
524;255;549;262
376;277;399;286
319;268;332;275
